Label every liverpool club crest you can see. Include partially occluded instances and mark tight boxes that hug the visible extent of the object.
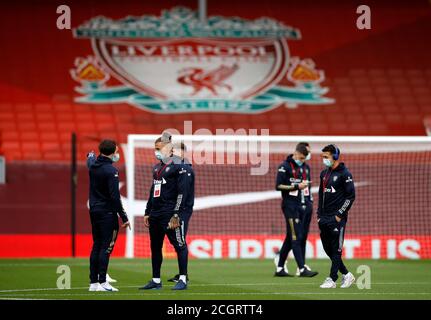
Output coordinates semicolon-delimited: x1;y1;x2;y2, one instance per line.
71;7;334;113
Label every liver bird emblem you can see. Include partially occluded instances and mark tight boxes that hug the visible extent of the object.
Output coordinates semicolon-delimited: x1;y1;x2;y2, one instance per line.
177;64;239;96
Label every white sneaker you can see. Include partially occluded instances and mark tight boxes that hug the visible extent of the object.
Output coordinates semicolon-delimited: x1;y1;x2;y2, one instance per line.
320;277;336;288
340;272;355;288
89;283;102;291
98;282;119;292
296;264;311;276
106;274;117;283
273;252;289;274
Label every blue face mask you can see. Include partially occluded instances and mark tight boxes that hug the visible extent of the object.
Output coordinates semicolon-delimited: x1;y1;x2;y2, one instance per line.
294;159;304;167
323;158;333;167
112;153;120;162
154;150;163;161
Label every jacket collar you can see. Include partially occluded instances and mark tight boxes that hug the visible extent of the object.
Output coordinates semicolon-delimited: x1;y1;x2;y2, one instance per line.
97;155;113;164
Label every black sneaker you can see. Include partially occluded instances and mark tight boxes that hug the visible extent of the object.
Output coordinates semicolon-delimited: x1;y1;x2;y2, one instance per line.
139;280;162;290
274;269;293;277
168;274;189;283
299;269;318;277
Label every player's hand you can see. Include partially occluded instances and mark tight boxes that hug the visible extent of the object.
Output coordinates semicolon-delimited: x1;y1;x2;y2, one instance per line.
335;216;342;223
121;221;131;230
298;181;309;190
143;215;150;228
168;214;180;229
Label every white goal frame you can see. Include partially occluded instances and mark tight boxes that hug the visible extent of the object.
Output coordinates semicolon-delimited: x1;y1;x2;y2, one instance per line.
124;134;431;258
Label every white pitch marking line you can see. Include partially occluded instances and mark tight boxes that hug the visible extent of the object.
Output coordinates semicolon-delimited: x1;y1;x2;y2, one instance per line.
0;282;430;293
2;292;431;297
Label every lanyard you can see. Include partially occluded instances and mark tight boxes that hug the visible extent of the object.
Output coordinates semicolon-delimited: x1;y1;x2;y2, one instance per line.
289;163;307;181
156;160;172;180
322;169;332;190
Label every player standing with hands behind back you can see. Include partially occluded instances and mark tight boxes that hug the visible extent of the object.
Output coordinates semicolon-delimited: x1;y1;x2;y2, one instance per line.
318;144;356;289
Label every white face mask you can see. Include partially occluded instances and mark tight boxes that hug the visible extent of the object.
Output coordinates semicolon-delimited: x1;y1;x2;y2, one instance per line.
306;153;311;161
154;150;163;161
112;153;120;162
294;159;304;167
323;158;333;167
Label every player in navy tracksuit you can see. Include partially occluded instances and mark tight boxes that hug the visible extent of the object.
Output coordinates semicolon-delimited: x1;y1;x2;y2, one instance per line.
274;143;318;278
318;144;356;289
140;135;191;290
87;140;130;292
168;142;195;283
297;142;314;274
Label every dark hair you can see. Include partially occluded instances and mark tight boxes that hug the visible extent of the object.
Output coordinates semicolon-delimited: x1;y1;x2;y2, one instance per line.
322;144;339;156
99;139;117;156
295;144;309;157
297;141;310;148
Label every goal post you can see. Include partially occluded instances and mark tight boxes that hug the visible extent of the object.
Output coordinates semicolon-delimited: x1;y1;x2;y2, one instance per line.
124;134;431;260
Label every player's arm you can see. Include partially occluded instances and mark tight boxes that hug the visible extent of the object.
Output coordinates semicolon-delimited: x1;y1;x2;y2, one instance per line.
169;166;190;229
143;182;154;227
335;171;356;219
86;151;96;169
107;168;129;228
145;183;154;216
317;171;324;217
275;165;307;191
309;168;314;202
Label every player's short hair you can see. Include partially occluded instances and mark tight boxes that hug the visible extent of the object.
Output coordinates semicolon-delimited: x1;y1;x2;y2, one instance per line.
297;141;310;149
99;139;117;156
295;144;309;157
322;144;339;156
155;131;172;144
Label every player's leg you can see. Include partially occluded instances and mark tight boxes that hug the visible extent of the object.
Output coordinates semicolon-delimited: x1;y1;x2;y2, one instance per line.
319;226;333;258
318;217;337;288
289;216;318;277
96;212;119;291
166;220;188;276
301;203;313;261
336;220;355;288
328;218;351;285
182;211;192;238
289;217;305;269
140;216;165;290
149;217;165;279
89;212;102;291
275;210;293;276
166;219;189;290
168;212;192;283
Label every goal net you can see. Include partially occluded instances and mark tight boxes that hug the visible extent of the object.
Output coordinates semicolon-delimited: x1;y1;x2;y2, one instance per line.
124;135;431;260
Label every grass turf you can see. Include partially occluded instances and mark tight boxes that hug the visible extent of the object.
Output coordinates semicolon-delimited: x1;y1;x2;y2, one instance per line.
0;258;430;300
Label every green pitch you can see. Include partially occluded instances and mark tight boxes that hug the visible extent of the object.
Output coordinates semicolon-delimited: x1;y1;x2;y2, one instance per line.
0;258;430;300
